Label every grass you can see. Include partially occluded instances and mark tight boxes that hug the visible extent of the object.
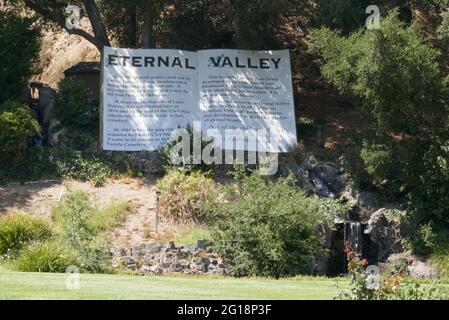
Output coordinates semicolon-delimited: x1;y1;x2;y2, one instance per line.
0;266;346;300
173;226;211;245
430;243;449;278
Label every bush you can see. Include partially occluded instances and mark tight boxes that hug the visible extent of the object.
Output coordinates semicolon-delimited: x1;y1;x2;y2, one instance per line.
359;141;395;188
0;214;52;255
53;151;112;187
0;10;40;102
0;101;40;166
54;78;98;128
51;189;128;272
338;242;449;300
15;241;81;273
157;124;216;174
438;10;449;42
205;172;338;277
156;170;220;223
430;242;449;278
309;11;449;230
89;200;129;233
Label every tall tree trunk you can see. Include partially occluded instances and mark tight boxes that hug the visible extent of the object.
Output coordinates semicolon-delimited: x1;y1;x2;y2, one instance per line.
142;3;154;48
82;0;111;50
128;5;137;48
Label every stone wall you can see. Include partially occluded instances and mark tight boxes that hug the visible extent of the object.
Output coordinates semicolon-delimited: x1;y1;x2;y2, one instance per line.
112;240;225;275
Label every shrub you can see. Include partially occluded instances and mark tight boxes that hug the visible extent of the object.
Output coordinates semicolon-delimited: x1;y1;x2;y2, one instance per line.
173;226;211;245
205;172;337;277
89;200;130;233
49;148;144;187
54;78;98;128
0;10;40;102
51;189;128;272
53;151;112;187
438;10;449;42
157;124;215;174
52;190;96;246
338;242;449;300
0;101;40;166
0;214;52;255
309;11;449;230
15;241;81;273
359;141;395;187
430;242;449;278
156;170;220;223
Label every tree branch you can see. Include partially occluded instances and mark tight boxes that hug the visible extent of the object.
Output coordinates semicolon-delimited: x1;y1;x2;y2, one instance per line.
82;0;110;48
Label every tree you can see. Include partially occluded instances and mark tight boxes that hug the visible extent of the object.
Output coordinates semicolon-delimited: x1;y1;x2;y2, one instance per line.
0;7;40;102
309;11;449;228
9;0;110;51
12;0;306;51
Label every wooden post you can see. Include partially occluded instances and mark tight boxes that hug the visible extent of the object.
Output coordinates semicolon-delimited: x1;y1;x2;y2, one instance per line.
155;189;161;234
99;49;105;150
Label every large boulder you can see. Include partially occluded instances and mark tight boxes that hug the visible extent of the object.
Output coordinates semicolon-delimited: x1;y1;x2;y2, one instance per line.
365;208;403;262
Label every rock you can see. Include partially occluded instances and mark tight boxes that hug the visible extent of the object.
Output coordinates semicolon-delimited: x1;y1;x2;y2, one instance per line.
299;159;313;171
141;265;151;273
166;241;176;251
315;163;339;182
112;241;226;276
295;169;317;194
150;265;163;275
408;260;439;278
356;192;380;220
118;247;127;257
195;239;209;251
146;243;162;254
365;208;402;262
37;85;56;127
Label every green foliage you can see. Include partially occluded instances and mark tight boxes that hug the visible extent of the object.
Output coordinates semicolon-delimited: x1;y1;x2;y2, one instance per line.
158;125;216;174
14;240;81;273
430;242;449;278
381;278;449;300
313;0;373;34
359;141;395;187
173;226;211;245
309;11;449;231
54;78;99;129
156;170;220;223
0;9;40;102
90;201;130;233
53;150;112;187
309;13;445;134
52;190;96;246
0;214;52;255
338;242;449;300
438;10;449;42
205;172;336;277
51;189;129;272
0;101;40;166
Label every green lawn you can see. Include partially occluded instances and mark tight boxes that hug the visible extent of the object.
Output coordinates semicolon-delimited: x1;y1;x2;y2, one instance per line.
0;268;346;300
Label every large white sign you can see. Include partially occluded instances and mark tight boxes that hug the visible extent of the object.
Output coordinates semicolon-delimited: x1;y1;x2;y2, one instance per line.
101;47;297;152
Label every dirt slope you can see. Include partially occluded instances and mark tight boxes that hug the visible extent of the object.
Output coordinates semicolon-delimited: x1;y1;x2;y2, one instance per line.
34;18;100;88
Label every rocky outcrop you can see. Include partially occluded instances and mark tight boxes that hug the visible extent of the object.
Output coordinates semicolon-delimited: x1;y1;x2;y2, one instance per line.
364;208;403;262
112;240;225;275
382;252;439;278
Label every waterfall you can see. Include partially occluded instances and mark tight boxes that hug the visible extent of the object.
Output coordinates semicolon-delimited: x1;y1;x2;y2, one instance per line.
347;222;363;256
309;171;335;198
